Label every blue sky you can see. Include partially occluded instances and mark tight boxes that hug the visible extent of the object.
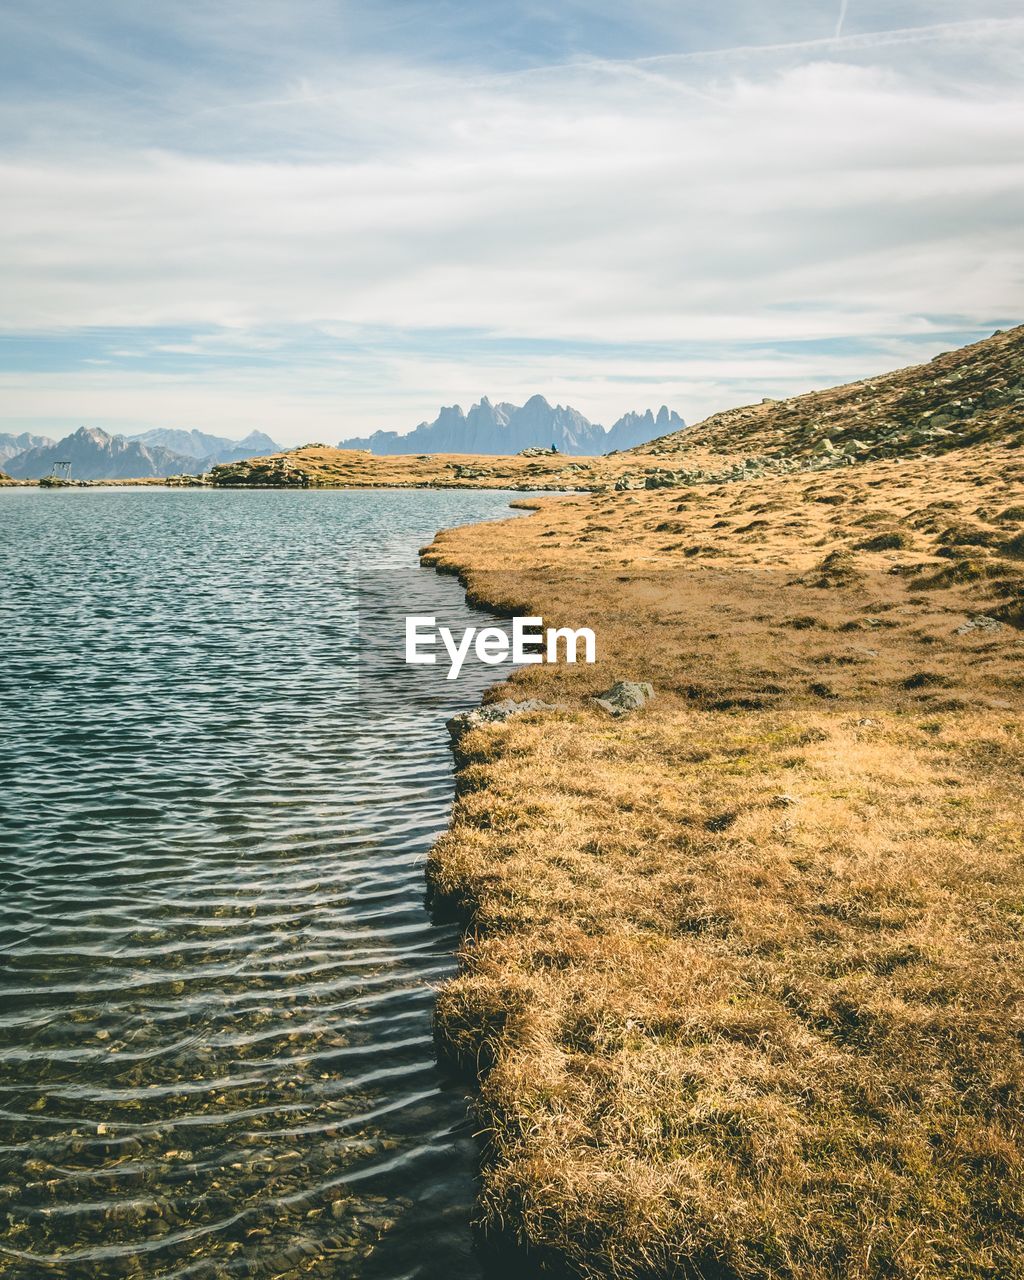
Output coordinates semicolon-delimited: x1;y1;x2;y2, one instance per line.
0;1;1021;443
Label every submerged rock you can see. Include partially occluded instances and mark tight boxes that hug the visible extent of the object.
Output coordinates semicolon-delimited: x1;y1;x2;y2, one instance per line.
591;681;655;716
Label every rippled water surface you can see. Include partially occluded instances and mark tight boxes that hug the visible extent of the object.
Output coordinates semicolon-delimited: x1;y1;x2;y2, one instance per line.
0;487;526;1280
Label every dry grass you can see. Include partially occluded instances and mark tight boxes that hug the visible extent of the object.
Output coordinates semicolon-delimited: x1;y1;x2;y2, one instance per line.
420;384;1024;1277
646;324;1024;462
207;445;644;490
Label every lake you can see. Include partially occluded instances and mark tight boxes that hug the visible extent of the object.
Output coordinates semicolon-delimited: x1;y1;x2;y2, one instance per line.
0;486;527;1280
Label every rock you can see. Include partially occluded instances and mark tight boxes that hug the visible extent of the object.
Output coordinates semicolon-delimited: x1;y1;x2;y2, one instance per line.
591;681;654;716
954;615;1004;635
446;699;560;744
211;457;310;487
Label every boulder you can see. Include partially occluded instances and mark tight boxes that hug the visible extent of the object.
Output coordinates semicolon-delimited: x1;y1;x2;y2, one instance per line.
591;681;655;716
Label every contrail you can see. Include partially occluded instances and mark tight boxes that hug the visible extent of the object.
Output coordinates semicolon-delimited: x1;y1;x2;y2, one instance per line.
835;0;851;38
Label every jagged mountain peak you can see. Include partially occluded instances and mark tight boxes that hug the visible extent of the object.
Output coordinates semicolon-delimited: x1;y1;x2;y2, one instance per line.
337;396;687;456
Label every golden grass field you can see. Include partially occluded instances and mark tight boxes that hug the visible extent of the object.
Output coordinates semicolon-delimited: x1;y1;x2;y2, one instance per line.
208;443;645;490
416;328;1024;1278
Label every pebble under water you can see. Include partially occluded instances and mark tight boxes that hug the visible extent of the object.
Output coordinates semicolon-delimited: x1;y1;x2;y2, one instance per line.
0;487;528;1280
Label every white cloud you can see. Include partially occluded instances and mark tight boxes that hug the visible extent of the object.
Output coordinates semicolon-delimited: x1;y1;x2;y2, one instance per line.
0;330;993;442
0;16;1022;439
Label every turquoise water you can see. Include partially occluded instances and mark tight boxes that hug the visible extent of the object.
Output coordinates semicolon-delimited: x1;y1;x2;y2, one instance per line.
0;487;523;1280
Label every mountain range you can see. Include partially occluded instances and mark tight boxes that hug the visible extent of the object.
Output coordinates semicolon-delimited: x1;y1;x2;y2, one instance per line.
2;427;280;480
336;396;685;456
0;431;53;465
0;399;685;477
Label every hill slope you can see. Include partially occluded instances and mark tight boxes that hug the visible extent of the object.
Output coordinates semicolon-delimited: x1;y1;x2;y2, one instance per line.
640;324;1024;461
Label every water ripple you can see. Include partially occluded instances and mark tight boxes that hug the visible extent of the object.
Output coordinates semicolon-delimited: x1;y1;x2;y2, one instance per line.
0;487;525;1280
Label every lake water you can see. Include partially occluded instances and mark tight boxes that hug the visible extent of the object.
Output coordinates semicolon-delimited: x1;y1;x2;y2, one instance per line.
0;487;526;1280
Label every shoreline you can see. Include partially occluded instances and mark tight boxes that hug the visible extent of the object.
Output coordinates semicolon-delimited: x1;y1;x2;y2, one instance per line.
412;327;1024;1278
421;462;1024;1278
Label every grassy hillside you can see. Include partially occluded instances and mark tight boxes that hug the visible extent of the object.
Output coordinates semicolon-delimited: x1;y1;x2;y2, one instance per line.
420;328;1024;1279
645;325;1024;461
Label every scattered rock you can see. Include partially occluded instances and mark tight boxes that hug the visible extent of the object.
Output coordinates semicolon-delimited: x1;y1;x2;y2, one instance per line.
591;681;654;716
954;615;1005;635
447;699;560;745
211;458;311;487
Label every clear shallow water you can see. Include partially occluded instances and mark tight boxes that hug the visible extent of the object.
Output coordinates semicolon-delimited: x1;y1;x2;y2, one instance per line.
0;487;524;1280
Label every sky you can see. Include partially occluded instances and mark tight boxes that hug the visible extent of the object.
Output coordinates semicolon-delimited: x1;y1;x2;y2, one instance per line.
0;0;1021;445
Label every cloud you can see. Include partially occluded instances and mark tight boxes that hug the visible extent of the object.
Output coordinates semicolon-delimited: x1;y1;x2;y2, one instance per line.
0;8;1021;439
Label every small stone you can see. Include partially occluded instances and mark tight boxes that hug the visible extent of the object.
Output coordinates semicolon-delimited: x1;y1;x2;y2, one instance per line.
591;681;654;716
954;615;1004;635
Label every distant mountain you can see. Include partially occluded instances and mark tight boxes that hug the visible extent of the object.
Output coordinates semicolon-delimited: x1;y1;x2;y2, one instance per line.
604;406;685;452
6;426;282;480
337;396;685;456
128;428;280;467
0;431;54;464
6;427;199;480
